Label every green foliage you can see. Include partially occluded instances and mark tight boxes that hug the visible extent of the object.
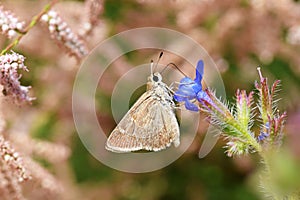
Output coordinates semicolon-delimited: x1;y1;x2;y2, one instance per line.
70;134;113;183
103;0;140;23
160;154;259;200
31;112;57;140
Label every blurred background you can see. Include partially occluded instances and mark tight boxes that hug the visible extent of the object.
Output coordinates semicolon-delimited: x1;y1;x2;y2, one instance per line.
1;0;300;199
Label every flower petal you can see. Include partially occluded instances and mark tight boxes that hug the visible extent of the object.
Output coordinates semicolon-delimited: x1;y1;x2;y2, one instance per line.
194;60;204;83
184;100;199;111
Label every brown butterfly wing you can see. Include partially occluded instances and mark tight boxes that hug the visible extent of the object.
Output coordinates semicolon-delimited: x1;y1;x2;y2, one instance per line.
105;90;180;153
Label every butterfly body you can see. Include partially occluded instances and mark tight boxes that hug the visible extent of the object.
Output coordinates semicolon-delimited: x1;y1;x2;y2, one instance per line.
106;72;180;153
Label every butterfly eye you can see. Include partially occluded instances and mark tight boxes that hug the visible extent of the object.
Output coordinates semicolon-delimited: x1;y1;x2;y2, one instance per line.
2;89;7;96
153;75;159;82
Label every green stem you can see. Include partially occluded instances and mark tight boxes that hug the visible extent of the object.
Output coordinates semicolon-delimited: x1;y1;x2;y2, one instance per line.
248;133;261;152
0;0;58;55
258;151;278;200
288;194;299;200
227;118;262;153
258;151;295;200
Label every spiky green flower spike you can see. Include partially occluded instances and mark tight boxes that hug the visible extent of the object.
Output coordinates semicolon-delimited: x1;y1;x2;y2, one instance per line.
204;87;261;157
175;61;290;198
174;62;287;157
255;67;287;150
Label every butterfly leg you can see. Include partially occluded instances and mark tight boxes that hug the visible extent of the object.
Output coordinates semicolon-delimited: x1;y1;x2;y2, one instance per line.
169;81;181;90
174;103;184;110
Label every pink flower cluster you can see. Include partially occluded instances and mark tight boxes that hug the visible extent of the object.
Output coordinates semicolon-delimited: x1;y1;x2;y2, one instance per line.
287;25;300;45
79;0;103;36
41;10;89;59
0;135;30;183
0;52;34;104
0;6;25;38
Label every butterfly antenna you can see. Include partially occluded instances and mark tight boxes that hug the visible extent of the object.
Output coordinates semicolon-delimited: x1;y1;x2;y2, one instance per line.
160;62;188;77
150;59;154;75
153;52;163;73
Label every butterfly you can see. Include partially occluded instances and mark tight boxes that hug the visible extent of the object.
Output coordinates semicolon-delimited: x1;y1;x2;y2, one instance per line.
106;54;180;153
173;59;209;112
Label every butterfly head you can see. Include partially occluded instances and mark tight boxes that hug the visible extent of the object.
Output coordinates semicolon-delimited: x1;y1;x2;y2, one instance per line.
147;72;163;90
151;72;162;83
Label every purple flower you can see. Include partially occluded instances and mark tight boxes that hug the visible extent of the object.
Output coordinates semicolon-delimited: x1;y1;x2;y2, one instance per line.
258;122;270;141
174;60;209;111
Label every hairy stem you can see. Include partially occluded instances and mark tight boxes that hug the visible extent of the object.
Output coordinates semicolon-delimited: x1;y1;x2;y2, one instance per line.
258;151;298;200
